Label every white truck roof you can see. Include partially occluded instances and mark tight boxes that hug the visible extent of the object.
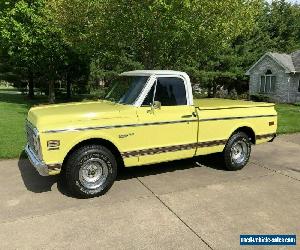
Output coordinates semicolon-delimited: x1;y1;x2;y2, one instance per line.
121;70;188;77
121;70;193;106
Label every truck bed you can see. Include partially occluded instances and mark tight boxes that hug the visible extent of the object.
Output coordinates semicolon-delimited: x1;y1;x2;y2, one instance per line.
194;98;275;110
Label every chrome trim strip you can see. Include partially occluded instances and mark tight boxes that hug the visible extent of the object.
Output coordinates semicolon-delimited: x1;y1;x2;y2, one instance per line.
42;114;277;134
42;119;198;133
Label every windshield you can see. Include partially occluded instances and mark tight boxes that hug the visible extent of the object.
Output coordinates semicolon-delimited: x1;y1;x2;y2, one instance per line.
105;75;149;105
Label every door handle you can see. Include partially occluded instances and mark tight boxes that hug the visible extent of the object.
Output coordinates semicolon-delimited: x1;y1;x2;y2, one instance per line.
181;112;197;119
181;114;193;118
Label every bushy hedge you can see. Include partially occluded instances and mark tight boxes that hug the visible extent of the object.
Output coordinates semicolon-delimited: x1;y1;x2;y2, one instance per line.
250;94;271;102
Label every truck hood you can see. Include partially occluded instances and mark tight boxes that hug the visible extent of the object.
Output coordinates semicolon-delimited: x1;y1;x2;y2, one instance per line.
194;98;275;110
27;100;135;132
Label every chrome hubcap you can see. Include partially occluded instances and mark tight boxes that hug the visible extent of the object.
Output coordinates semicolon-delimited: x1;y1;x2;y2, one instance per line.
79;158;109;189
231;141;248;164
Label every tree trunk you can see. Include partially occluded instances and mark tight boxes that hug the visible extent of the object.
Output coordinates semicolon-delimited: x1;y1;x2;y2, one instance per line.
28;72;34;99
66;74;71;99
48;80;55;103
207;83;213;98
212;82;217;97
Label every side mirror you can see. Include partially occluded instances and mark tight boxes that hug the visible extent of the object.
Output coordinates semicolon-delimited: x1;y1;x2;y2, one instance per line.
152;101;161;110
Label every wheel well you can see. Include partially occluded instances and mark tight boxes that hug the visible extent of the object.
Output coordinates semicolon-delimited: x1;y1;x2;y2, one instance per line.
62;138;124;170
232;126;256;144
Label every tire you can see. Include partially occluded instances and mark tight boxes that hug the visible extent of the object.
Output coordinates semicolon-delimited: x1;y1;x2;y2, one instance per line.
223;132;251;171
65;144;117;198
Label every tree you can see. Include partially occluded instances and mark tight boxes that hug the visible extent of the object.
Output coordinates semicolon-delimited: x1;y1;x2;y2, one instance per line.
2;0;298;101
228;0;300;96
198;0;300;97
50;0;262;85
0;0;73;102
265;0;300;53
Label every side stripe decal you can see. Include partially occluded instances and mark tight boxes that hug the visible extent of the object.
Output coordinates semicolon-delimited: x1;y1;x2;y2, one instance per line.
197;105;275;111
121;133;276;158
42;114;277;134
121;139;228;158
199;114;276;122
42;119;198;134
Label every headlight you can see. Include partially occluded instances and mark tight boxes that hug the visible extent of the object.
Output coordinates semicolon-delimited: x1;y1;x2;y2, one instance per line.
26;121;43;160
33;129;42;159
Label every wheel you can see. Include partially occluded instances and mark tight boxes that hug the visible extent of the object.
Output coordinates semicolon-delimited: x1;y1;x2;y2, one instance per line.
65;144;117;198
223;132;251;171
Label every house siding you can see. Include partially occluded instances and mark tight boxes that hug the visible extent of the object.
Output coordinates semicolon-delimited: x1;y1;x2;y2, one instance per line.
249;55;290;103
290;73;300;103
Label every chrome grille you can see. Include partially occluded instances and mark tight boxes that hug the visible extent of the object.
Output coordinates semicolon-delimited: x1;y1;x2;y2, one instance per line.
26;121;39;157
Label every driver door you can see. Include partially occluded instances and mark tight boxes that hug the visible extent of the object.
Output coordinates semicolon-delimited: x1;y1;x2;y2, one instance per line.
135;76;198;165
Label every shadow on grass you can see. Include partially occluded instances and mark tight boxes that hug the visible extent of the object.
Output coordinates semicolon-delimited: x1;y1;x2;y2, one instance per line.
0;90;100;109
0;88;20;92
0;92;47;107
18;151;226;197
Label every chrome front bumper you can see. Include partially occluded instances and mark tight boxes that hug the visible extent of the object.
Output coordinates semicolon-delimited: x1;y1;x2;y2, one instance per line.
25;144;49;176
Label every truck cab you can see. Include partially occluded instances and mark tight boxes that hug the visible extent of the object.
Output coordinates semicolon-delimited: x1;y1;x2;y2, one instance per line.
120;70;197;166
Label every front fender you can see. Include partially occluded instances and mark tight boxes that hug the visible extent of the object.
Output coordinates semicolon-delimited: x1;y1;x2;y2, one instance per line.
40;129;124;166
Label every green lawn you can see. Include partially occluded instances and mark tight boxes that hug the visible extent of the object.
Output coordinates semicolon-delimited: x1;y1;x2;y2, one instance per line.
0;87;46;159
275;103;300;134
0;87;97;159
0;87;300;159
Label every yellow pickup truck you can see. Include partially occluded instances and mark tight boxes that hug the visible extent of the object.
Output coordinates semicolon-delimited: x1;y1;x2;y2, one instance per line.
25;70;277;198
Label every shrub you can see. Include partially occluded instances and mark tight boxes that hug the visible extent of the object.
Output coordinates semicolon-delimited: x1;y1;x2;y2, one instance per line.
228;89;238;100
250;94;270;102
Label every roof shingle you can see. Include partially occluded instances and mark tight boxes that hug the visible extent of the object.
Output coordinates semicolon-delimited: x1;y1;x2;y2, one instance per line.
291;50;300;72
269;52;295;72
246;50;300;75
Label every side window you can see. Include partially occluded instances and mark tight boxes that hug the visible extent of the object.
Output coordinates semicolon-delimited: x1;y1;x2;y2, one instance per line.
154;77;187;106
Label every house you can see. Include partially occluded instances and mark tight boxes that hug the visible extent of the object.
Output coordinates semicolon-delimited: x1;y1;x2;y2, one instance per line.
246;50;300;103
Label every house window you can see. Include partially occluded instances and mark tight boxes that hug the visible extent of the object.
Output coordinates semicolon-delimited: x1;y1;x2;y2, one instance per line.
260;70;276;93
298;80;300;92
